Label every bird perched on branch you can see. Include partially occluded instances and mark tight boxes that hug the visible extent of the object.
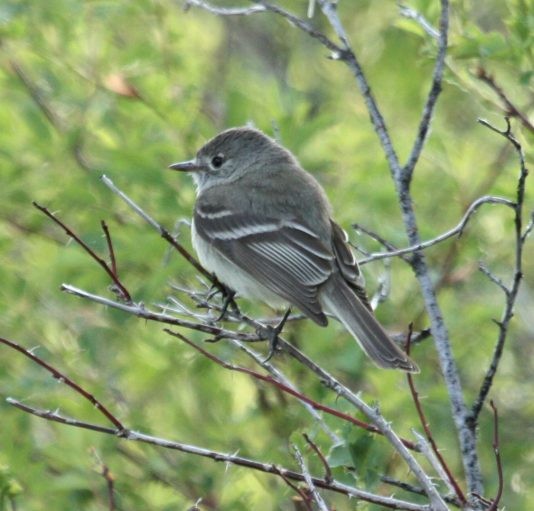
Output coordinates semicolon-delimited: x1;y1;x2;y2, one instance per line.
170;127;418;372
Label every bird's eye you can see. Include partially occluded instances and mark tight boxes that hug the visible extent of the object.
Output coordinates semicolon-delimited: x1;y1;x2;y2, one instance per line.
211;155;224;169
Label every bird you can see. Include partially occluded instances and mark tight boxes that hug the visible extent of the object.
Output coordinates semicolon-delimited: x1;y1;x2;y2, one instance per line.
169;127;418;372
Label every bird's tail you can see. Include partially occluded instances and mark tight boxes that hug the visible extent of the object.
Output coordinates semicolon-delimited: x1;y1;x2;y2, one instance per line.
320;275;419;372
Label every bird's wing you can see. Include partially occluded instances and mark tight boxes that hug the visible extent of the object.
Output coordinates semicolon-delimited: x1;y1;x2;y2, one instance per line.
194;203;334;325
330;221;373;311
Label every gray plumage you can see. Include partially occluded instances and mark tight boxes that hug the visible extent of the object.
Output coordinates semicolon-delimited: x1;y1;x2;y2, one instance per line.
170;127;418;372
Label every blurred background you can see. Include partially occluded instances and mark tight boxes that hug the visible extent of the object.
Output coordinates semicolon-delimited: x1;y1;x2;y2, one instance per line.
0;0;532;509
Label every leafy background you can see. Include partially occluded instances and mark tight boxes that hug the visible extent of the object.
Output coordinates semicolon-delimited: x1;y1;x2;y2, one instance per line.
0;0;532;509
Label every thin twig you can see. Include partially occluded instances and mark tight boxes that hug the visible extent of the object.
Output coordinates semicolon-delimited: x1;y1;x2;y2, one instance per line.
477;68;534;133
91;449;116;511
381;476;461;507
256;1;343;55
0;337;125;432
229;338;342;444
358;195;515;265
33;202;132;302
100;175;225;292
101;221;118;277
487;400;504;511
471;118;530;424
398;4;440;40
405;327;467;505
317;0;402;180
61;283;257;341
184;0;266;16
303;434;333;484
401;0;449;184
292;444;329;511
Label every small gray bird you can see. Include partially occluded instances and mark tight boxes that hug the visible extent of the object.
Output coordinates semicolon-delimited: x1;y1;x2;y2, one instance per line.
169;127;418;372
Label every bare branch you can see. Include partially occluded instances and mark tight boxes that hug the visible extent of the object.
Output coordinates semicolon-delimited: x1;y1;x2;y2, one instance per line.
398;4;440;40
405;328;467;505
471;118;530;423
5;399;431;510
90;449;116;511
292;444;329;511
487;401;504;511
477;68;534;133
60;283;258;341
0;336;126;432
358;195;515;265
478;263;510;296
303;434;333;485
33;202;132;303
165;328;418;449
316;0;402;180
184;0;265;16
402;0;449;183
230;339;342;444
381;476;461;507
256;1;343;55
101;220;118;278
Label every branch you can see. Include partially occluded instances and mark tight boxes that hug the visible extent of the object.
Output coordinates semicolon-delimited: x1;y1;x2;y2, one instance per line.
316;0;402;180
381;476;461;507
405;327;467;505
5;399;431;510
471;118;530;423
303;434;333;485
0;337;125;432
292;444;329;511
33;202;132;302
60;276;447;504
487;401;504;511
184;0;266;16
398;4;440;40
165;329;417;450
60;283;258;341
476;67;534;133
358;195;515;265
402;0;449;184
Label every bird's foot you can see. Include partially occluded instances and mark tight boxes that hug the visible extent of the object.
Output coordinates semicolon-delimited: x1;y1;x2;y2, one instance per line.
205;277;238;321
263;308;292;362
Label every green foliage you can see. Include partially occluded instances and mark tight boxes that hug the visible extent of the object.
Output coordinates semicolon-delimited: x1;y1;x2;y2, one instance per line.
0;0;532;509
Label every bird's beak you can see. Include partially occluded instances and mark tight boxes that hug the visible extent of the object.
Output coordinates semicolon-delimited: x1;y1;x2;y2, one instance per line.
168;159;204;172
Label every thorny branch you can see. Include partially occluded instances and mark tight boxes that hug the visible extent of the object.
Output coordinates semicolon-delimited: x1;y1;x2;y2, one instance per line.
165;328;417;449
0;336;126;432
405;327;467;505
1;337;433;511
33;202;132;303
470;118;531;424
31;172;451;508
291;444;329;511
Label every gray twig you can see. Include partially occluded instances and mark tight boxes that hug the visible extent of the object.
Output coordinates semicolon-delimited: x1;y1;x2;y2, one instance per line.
471;118;530;424
292;444;329;511
358;195;514;265
184;0;265;15
398;4;440;40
